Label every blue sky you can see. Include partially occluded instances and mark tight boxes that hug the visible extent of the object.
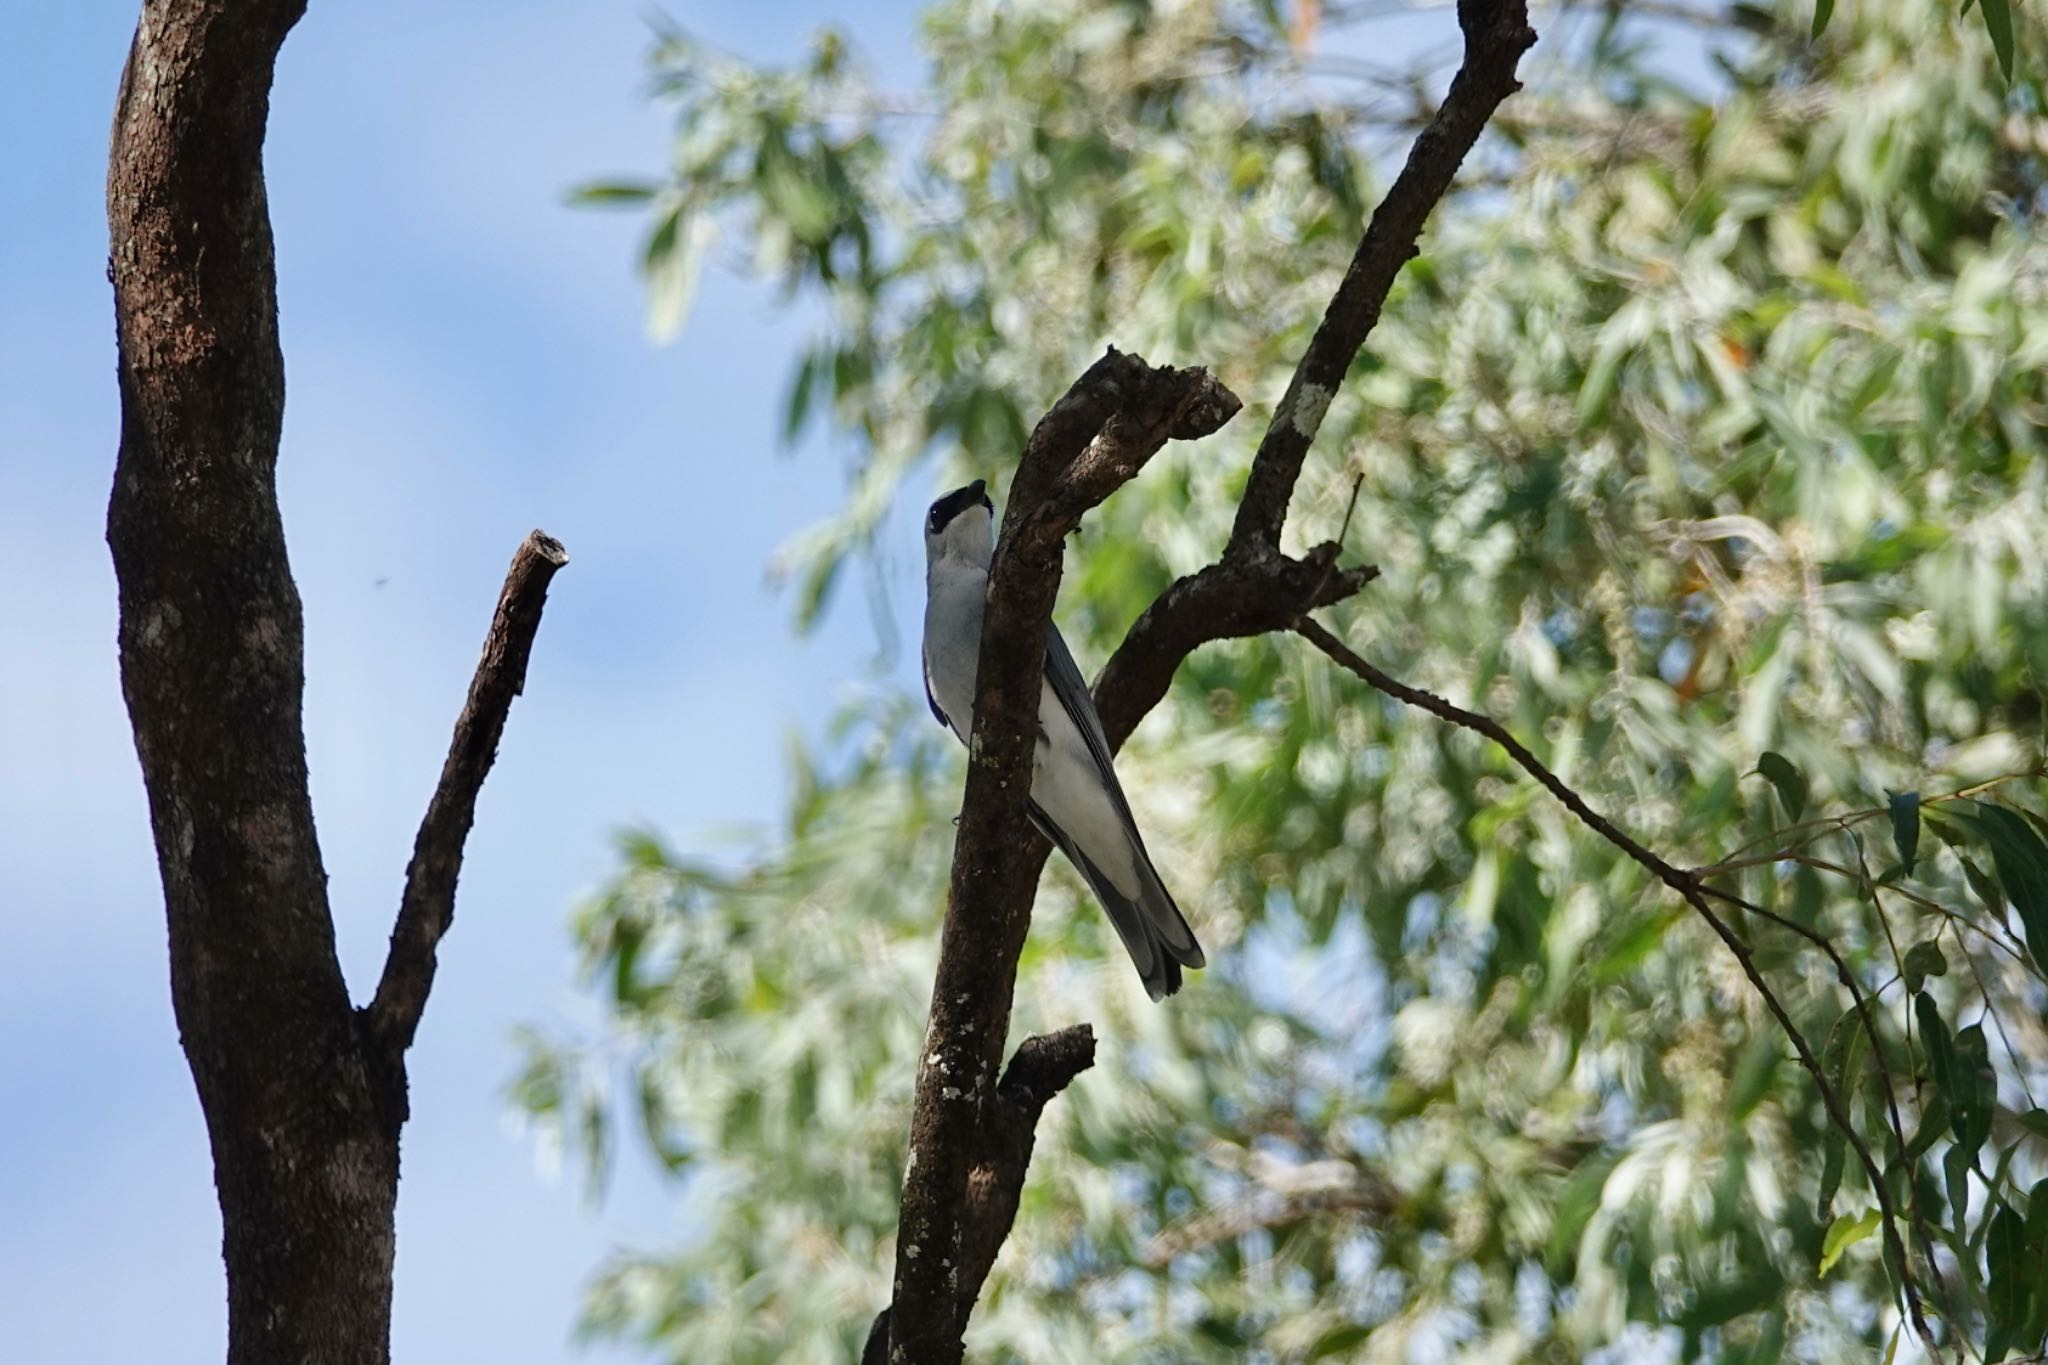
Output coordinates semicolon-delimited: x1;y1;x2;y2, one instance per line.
1;2;926;1360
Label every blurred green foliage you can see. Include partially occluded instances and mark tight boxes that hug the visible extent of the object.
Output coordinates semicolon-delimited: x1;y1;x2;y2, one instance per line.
523;1;2048;1359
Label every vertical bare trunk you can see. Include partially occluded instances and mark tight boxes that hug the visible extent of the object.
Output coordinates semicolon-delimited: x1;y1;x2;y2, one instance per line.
107;5;563;1361
108;5;401;1361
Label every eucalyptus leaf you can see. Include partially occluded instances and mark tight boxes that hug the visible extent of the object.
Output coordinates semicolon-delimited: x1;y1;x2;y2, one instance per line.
1889;790;1921;876
1756;751;1809;821
1821;1210;1882;1276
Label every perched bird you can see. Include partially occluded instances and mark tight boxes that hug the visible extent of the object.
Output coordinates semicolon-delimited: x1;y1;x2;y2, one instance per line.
921;479;1205;1000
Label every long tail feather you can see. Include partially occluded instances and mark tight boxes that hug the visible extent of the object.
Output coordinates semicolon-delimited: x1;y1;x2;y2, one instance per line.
1029;803;1200;1000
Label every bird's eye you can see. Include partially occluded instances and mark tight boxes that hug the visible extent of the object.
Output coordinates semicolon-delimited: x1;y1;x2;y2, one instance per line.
926;510;940;534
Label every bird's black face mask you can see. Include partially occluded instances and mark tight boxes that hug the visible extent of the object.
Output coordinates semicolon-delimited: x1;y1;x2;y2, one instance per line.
926;479;993;536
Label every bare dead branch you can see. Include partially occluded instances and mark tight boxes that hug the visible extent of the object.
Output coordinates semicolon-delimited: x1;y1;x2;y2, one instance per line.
1085;0;1531;757
369;530;570;1062
1094;547;1381;751
865;1026;1098;1365
1293;616;1939;1354
1229;0;1534;558
887;355;1237;1363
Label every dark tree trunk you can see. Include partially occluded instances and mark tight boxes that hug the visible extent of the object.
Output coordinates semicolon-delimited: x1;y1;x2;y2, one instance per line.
106;4;563;1361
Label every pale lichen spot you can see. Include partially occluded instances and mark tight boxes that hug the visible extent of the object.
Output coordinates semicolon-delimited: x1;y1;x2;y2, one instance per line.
1292;382;1334;441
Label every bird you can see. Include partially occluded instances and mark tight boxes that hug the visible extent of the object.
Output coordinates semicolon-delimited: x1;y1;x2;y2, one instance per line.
921;478;1205;1000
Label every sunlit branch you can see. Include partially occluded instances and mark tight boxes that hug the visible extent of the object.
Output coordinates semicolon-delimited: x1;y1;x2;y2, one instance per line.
371;530;570;1064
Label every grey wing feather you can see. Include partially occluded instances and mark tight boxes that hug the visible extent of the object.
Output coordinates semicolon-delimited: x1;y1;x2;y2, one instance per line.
922;647;951;732
1040;623;1205;970
1041;624;1124;813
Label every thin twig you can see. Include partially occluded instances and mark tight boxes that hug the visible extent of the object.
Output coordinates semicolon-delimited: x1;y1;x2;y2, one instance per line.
370;531;570;1059
1694;878;1927;1280
1293;616;1940;1356
1698;769;2043;876
1951;919;2041;1112
1774;855;2029;966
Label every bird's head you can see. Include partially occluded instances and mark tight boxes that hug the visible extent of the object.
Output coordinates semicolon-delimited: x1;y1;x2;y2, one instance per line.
923;479;995;571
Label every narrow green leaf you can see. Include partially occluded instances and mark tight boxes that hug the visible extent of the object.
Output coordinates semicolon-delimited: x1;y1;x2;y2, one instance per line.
1952;1024;1996;1157
2024;1178;2048;1341
641;200;682;271
1903;938;1947;995
1917;991;1957;1099
1757;751;1809;821
1987;1201;2029;1334
569;179;661;206
1946;802;2048;974
644;210;712;343
1906;1094;1950;1161
1889;791;1921;876
1811;0;1834;39
1820;1209;1881;1275
1310;1324;1372;1359
1979;0;2016;82
1960;853;2009;923
1818;1131;1847;1222
1946;1143;1975;1242
782;350;819;447
1817;1004;1868;1218
1980;1141;2027;1255
1547;1153;1620;1272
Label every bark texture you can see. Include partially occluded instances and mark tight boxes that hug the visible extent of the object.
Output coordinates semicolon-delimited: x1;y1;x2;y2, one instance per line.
107;4;563;1361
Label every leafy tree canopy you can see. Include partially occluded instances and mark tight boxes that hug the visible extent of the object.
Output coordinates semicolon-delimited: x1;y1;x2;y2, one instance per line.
518;1;2048;1359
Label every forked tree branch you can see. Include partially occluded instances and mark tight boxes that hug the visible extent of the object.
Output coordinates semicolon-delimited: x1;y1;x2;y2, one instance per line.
1293;616;1939;1355
882;6;1538;1359
1088;0;1533;745
106;0;567;1359
864;1025;1097;1364
370;529;571;1063
887;352;1240;1363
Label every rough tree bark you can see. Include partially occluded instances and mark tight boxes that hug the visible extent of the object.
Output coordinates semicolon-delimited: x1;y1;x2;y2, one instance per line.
106;3;565;1362
880;4;1537;1360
